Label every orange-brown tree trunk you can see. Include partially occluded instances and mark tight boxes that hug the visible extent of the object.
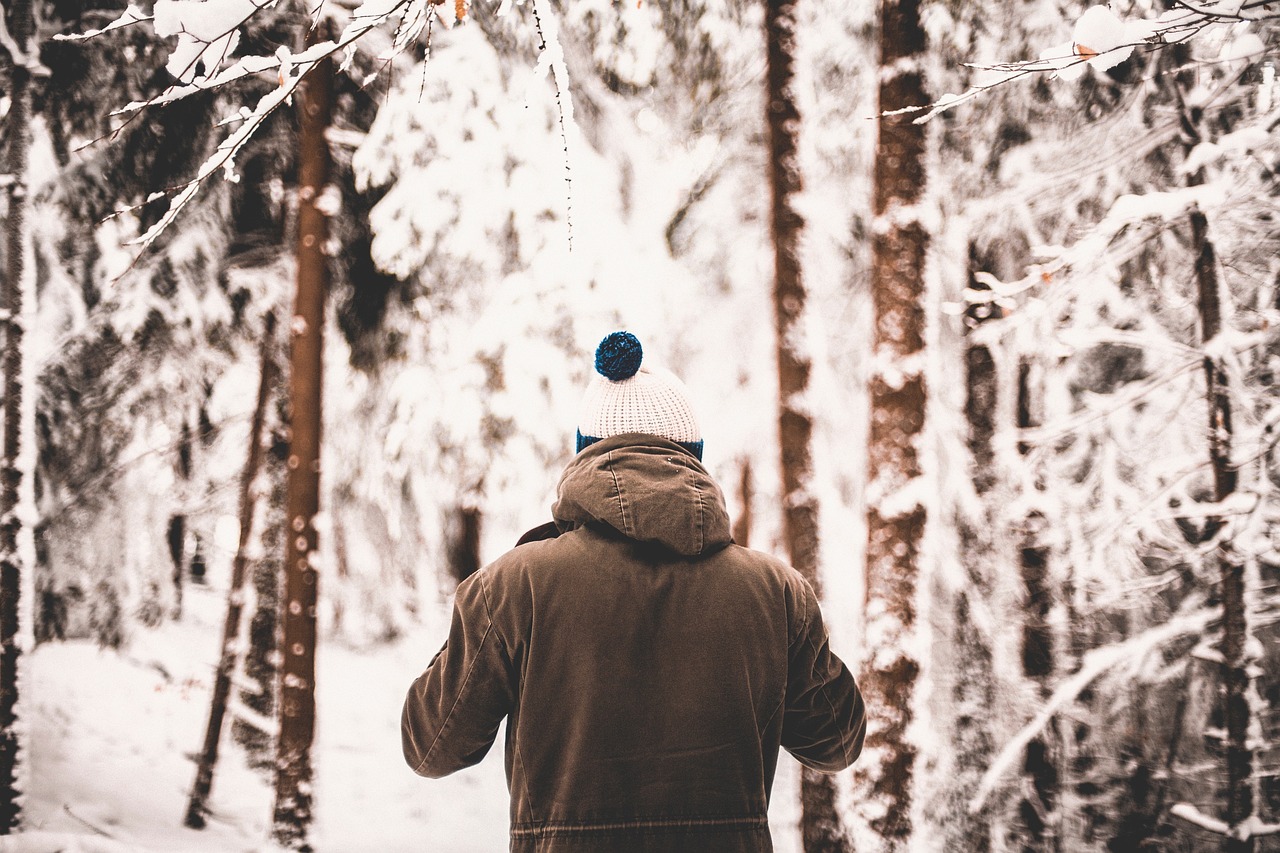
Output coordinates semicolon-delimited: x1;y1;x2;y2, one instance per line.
765;2;850;850
272;30;332;851
858;0;928;848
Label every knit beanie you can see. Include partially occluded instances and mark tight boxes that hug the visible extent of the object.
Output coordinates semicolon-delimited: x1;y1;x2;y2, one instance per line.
576;331;704;460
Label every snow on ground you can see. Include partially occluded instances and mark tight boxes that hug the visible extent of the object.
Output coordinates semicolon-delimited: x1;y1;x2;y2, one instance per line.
13;581;805;852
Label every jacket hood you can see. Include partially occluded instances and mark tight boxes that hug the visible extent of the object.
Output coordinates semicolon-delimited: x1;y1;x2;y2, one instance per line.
553;433;732;557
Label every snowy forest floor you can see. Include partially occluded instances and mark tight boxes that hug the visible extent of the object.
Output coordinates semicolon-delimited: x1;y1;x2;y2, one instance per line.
9;581;804;852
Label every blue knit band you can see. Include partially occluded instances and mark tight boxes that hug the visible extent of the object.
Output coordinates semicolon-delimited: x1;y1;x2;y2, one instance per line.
576;430;704;461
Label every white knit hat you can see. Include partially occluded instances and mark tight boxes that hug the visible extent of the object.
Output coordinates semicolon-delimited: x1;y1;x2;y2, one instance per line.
576;332;703;459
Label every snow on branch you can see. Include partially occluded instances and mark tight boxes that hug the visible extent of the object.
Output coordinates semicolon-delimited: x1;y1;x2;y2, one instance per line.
54;4;152;42
1171;803;1233;836
61;0;448;259
59;0;573;257
953;182;1230;316
126;74;299;253
970;606;1217;813
1171;803;1280;839
915;3;1271;123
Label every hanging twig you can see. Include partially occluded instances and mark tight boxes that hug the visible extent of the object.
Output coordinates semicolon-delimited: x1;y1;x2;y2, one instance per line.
530;0;574;250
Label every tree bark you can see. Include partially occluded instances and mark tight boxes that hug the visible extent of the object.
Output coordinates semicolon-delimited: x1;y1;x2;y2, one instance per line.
1191;205;1254;853
858;0;928;848
185;313;276;829
168;419;195;617
1168;50;1257;844
765;2;850;850
445;505;482;585
271;28;332;851
234;418;284;774
731;458;753;548
947;247;1000;853
0;0;34;830
1013;358;1060;853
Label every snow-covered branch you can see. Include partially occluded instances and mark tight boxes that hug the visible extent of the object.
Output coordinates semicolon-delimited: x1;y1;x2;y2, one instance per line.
1171;803;1280;839
918;3;1269;122
954;179;1241;321
56;0;576;257
58;0;468;257
970;606;1217;813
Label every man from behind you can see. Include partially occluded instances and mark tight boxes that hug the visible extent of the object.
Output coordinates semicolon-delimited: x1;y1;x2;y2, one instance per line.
402;331;866;852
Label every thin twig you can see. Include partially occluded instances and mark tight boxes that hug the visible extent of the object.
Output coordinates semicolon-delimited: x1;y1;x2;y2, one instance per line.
530;0;574;251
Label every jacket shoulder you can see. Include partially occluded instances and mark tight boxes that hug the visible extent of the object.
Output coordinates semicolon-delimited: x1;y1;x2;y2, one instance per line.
706;544;815;640
719;544;813;591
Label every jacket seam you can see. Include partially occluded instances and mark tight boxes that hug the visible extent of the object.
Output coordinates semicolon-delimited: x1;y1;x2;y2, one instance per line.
477;572;538;825
605;451;632;538
805;623;851;768
511;814;768;837
689;460;706;554
789;581;811;648
414;591;494;776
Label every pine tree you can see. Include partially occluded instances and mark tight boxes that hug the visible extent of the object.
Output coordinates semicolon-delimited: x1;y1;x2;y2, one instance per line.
856;0;929;847
1014;357;1059;852
946;245;1001;852
271;24;332;850
1189;163;1254;853
765;1;851;849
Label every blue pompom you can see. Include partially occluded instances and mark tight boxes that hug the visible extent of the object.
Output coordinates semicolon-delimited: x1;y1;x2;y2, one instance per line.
595;331;643;381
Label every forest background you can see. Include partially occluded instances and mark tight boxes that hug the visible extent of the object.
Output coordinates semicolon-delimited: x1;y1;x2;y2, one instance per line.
0;0;1277;851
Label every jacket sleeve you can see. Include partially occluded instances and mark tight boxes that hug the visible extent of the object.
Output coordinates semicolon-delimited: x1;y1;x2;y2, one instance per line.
402;570;516;778
780;580;866;773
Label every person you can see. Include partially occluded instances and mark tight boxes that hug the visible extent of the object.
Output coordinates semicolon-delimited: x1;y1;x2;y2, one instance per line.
402;331;866;852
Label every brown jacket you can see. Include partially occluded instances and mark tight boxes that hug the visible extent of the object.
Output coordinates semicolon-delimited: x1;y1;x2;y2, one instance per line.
402;434;865;852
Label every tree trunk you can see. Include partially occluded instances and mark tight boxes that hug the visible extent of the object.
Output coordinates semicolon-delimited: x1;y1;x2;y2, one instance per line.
234;418;284;774
0;0;34;830
1191;205;1254;853
1169;49;1257;843
765;2;850;850
271;31;332;851
185;313;276;829
169;420;193;616
731;458;753;548
858;0;928;848
445;505;483;585
946;247;1000;852
1014;359;1060;853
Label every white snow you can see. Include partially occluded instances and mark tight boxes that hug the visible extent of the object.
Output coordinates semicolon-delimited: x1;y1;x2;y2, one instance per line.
971;607;1216;812
1219;31;1265;62
1170;802;1231;836
1070;5;1133;73
17;582;809;851
52;5;150;44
